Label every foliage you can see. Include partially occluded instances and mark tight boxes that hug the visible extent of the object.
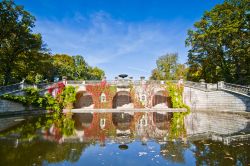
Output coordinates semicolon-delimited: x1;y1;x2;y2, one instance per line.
73;55;89;80
0;0;51;85
86;82;117;108
52;54;76;80
1;85;76;137
43;93;61;112
150;69;163;80
186;0;250;84
168;112;187;140
166;82;190;140
0;87;43;107
1;84;77;111
35;73;44;84
166;82;190;112
0;94;28;105
23;87;43;107
48;82;65;95
129;84;144;108
52;54;105;81
0;0;105;85
61;114;75;136
175;64;188;80
150;53;187;80
87;67;105;80
58;85;77;110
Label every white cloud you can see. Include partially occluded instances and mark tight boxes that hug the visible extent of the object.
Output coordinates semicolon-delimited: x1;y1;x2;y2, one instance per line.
34;11;191;79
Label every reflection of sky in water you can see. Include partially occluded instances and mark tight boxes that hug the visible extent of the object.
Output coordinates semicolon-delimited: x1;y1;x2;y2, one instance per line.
0;111;249;165
58;141;196;166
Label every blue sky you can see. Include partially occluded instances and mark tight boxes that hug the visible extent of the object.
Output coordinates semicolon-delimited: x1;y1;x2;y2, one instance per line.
16;0;223;79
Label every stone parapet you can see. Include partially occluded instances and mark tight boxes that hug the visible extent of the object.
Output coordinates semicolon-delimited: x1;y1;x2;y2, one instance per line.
184;86;250;112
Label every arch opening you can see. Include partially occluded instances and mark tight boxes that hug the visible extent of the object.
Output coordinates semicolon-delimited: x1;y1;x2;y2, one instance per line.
73;113;93;130
112;113;133;131
112;91;132;108
152;91;172;108
74;91;94;109
153;112;172;130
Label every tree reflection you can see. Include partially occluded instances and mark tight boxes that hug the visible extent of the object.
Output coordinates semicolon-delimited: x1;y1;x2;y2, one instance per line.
168;112;187;140
2;111;249;165
160;141;188;164
0;139;91;165
192;140;250;166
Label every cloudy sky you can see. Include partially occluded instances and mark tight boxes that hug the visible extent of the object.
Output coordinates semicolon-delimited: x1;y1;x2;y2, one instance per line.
16;0;223;79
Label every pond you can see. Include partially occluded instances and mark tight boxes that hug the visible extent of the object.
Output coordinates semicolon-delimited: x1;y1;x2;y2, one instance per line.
0;111;249;166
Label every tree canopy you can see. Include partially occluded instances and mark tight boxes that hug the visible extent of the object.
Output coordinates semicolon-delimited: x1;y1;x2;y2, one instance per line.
150;53;187;80
0;0;49;84
0;0;105;85
186;0;250;84
52;54;104;81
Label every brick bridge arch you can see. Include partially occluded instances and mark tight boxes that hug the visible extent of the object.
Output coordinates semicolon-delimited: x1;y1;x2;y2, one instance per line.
112;91;132;108
73;113;93;130
153;112;172;130
112;113;133;131
74;91;94;108
152;90;172;108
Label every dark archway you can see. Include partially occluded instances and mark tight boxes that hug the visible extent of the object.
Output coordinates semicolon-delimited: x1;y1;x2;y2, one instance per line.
73;113;93;130
74;91;93;108
153;112;173;130
112;113;133;131
112;91;132;108
152;91;172;107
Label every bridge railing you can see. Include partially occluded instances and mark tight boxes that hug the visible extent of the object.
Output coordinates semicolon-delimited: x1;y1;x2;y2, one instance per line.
184;81;213;91
67;79;179;86
0;82;54;96
184;80;250;96
223;82;250;96
0;83;24;95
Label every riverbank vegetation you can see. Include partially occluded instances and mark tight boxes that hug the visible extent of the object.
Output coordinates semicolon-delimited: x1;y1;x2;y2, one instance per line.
166;82;190;140
1;85;77;111
0;85;77;136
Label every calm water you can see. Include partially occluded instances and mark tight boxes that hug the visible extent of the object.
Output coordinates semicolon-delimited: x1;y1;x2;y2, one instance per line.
0;111;250;166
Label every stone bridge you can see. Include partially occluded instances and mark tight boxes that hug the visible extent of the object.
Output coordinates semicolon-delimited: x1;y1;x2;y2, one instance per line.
66;78;173;110
183;80;250;112
65;77;250;112
0;77;250;113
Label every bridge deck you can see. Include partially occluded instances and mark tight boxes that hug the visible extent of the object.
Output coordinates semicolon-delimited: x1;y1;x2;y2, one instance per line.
70;108;187;113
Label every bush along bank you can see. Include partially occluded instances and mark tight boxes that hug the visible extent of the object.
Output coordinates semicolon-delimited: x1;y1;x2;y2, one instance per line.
0;84;78;137
166;82;190;140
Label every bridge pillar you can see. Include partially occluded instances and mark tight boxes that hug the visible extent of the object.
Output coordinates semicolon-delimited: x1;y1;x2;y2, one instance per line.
62;76;67;85
217;81;224;90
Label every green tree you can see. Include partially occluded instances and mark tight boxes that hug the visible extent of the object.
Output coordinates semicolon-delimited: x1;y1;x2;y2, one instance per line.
175;64;188;80
150;53;187;80
17;52;54;84
150;68;164;80
52;54;75;80
52;54;105;80
73;55;89;80
87;66;105;80
0;0;48;85
186;0;250;84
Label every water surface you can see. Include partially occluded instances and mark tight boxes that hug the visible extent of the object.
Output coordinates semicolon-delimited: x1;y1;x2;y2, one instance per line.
0;111;249;166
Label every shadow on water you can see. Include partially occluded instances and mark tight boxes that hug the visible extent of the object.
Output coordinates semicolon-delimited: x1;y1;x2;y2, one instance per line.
0;111;249;166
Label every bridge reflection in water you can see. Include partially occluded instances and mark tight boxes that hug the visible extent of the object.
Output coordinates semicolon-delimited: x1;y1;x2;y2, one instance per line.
0;111;249;166
72;112;174;144
70;111;250;145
